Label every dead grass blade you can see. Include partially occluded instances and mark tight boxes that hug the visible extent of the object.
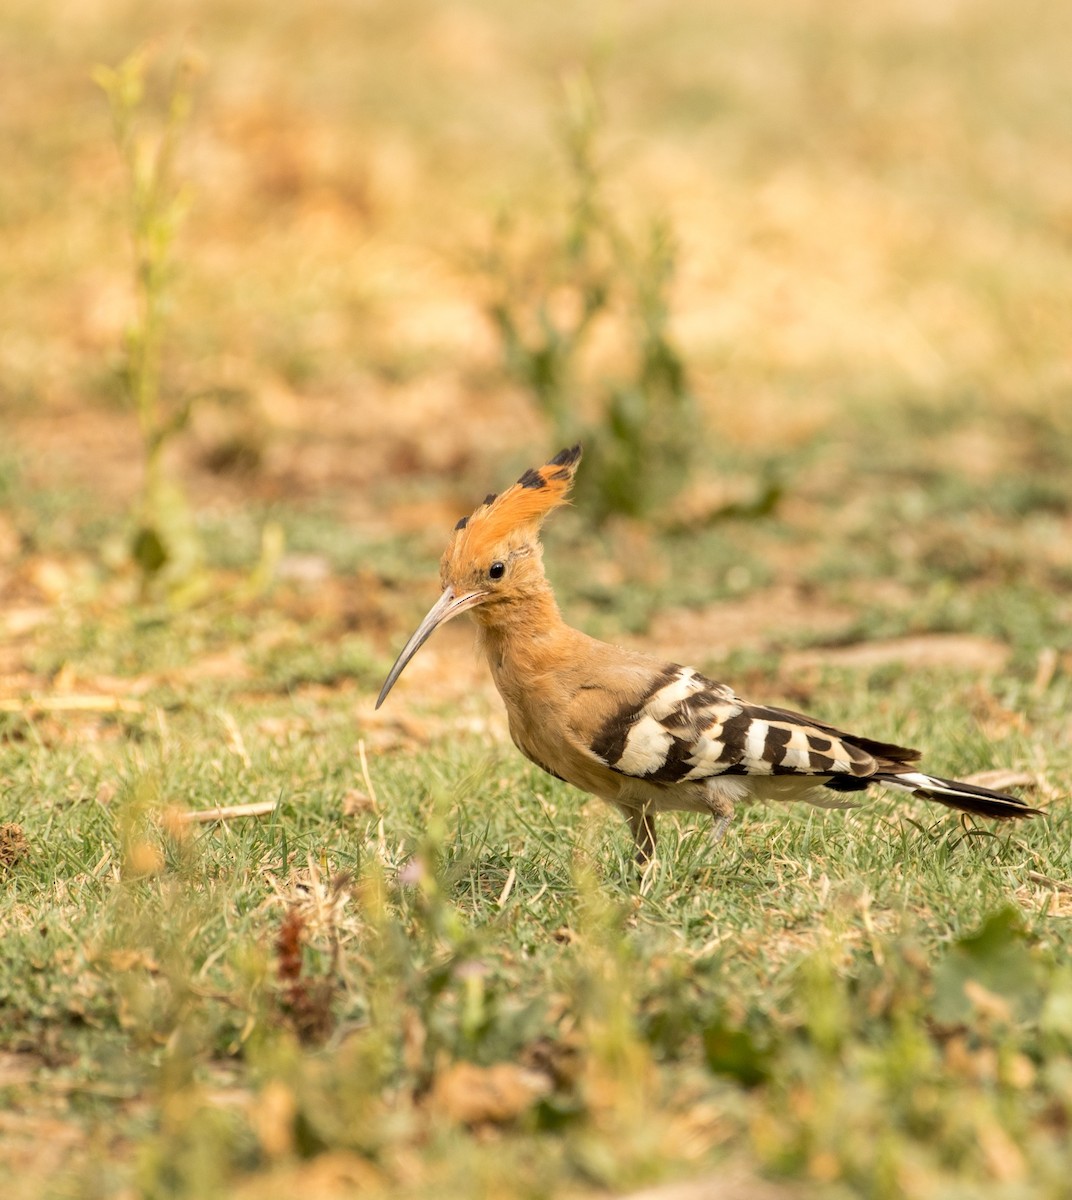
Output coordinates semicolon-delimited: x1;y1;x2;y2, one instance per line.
962;769;1037;792
172;800;279;824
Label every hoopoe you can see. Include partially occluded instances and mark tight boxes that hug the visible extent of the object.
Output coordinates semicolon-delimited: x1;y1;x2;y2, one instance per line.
376;446;1041;865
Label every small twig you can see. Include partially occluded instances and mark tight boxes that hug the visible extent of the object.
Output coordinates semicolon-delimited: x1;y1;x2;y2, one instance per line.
174;800;278;824
496;866;517;909
962;768;1037;792
1028;870;1072;894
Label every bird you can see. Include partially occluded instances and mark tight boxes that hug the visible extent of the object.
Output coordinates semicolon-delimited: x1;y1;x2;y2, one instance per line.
376;445;1042;866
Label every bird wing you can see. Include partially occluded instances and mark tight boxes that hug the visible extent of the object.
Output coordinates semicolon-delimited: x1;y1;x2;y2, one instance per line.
567;663;920;787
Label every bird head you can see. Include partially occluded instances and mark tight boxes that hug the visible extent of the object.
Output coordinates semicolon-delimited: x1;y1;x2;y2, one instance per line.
375;445;581;708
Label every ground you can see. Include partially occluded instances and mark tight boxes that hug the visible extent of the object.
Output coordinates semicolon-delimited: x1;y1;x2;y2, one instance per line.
2;1;1072;1197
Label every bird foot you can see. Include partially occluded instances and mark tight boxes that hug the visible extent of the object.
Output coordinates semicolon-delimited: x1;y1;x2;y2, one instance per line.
711;815;731;844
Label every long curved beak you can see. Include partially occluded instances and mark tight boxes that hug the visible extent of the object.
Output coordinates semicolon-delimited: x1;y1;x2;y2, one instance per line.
375;587;487;708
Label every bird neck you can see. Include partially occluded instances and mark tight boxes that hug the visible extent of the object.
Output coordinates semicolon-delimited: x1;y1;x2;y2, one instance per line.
473;581;568;668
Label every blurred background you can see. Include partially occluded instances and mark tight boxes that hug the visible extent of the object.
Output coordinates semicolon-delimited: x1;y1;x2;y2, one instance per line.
3;6;1072;1196
2;0;1072;689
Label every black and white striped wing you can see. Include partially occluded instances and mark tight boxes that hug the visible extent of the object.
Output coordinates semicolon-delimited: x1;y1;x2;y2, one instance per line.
578;665;917;787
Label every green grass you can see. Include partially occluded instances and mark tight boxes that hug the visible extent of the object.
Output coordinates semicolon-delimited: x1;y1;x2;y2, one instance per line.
1;472;1071;1198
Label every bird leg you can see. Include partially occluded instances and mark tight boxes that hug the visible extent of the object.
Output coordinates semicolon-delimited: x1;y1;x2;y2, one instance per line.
710;815;731;844
627;807;657;868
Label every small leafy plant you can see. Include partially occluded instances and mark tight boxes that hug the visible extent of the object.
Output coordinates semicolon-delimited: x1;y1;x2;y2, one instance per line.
94;46;204;596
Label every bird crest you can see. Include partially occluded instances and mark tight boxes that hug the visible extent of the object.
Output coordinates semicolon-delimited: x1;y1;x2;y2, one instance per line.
446;445;581;560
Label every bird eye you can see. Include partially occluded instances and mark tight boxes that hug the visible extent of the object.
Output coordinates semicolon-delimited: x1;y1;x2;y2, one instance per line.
488;561;506;580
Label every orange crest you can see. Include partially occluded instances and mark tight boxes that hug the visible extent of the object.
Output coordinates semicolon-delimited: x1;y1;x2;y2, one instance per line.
447;445;582;560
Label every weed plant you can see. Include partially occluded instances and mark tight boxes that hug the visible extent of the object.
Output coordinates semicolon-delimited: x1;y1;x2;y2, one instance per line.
94;46;204;598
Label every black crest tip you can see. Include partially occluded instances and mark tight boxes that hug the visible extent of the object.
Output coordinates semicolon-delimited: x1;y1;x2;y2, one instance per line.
549;444;582;467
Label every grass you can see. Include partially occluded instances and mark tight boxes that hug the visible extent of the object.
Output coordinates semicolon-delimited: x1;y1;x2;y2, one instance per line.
3;0;1072;1196
2;462;1070;1199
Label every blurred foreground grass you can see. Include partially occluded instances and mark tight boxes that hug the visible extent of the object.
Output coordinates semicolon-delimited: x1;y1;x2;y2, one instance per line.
2;0;1072;1196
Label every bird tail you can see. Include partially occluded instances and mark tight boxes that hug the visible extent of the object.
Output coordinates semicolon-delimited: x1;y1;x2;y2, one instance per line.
879;771;1043;820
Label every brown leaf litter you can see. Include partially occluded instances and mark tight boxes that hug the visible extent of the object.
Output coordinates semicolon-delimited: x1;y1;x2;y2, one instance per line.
0;823;29;869
427;1060;551;1127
